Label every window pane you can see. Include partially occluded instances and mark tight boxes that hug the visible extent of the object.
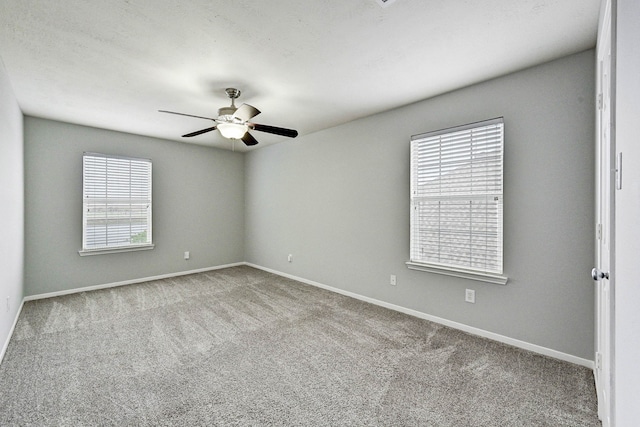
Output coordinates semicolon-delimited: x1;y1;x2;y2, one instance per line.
410;119;503;274
82;153;152;251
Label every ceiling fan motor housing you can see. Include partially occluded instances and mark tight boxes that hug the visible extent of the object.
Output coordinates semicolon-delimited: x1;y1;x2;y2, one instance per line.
218;106;237;117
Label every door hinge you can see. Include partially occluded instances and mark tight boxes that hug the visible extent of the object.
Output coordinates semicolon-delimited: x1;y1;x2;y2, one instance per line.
597;93;603;110
597;223;602;240
596;352;603;370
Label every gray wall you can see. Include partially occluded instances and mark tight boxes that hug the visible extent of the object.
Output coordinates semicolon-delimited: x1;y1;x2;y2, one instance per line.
245;50;596;360
24;118;245;296
0;57;24;354
19;50;597;361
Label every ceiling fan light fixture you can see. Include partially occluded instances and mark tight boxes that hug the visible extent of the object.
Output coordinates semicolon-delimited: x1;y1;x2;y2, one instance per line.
217;122;248;139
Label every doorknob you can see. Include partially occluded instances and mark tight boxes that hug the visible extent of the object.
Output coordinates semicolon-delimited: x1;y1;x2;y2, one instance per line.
592;268;609;281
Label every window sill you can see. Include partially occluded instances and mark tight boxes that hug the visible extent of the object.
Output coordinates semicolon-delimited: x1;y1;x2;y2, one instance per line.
406;261;508;285
78;244;155;257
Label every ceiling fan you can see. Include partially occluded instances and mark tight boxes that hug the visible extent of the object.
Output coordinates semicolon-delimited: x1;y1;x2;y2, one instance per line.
159;88;298;146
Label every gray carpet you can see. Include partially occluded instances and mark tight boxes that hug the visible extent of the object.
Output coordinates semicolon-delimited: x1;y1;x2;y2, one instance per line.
0;266;600;426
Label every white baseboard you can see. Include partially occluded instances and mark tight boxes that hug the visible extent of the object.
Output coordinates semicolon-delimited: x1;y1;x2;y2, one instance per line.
246;263;595;369
0;299;25;367
23;262;245;302
2;263;244;367
12;261;594;370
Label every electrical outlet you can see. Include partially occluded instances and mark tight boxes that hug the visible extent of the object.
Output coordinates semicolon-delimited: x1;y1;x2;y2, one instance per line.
288;254;293;263
465;289;476;304
390;275;397;286
184;251;190;260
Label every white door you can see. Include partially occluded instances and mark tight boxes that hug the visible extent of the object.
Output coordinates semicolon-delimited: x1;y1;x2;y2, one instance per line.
593;1;614;424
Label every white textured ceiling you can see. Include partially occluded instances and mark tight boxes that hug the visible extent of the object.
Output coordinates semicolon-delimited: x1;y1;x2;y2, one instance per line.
0;0;599;151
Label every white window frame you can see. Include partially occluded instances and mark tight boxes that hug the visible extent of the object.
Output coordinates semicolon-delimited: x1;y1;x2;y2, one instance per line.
406;118;507;285
79;152;154;256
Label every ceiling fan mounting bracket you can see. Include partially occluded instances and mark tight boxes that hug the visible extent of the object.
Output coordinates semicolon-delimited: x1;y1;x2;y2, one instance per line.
225;87;241;99
223;87;241;111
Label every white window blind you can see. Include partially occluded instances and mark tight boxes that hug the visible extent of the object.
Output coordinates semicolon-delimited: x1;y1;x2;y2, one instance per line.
81;153;153;254
410;118;504;276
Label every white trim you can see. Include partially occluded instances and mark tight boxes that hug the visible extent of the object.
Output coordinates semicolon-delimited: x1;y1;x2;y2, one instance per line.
246;263;593;369
406;261;508;285
13;261;593;370
83;151;152;162
24;262;244;301
78;244;155;256
411;116;504;140
0;299;25;367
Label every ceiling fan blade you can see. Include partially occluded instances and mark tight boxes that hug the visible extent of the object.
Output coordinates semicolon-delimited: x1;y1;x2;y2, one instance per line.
182;126;217;137
233;103;261;121
242;132;259;146
159;110;215;121
250;123;298;138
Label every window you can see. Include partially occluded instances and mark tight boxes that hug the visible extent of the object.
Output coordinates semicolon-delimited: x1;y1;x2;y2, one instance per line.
407;118;506;284
79;152;153;255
